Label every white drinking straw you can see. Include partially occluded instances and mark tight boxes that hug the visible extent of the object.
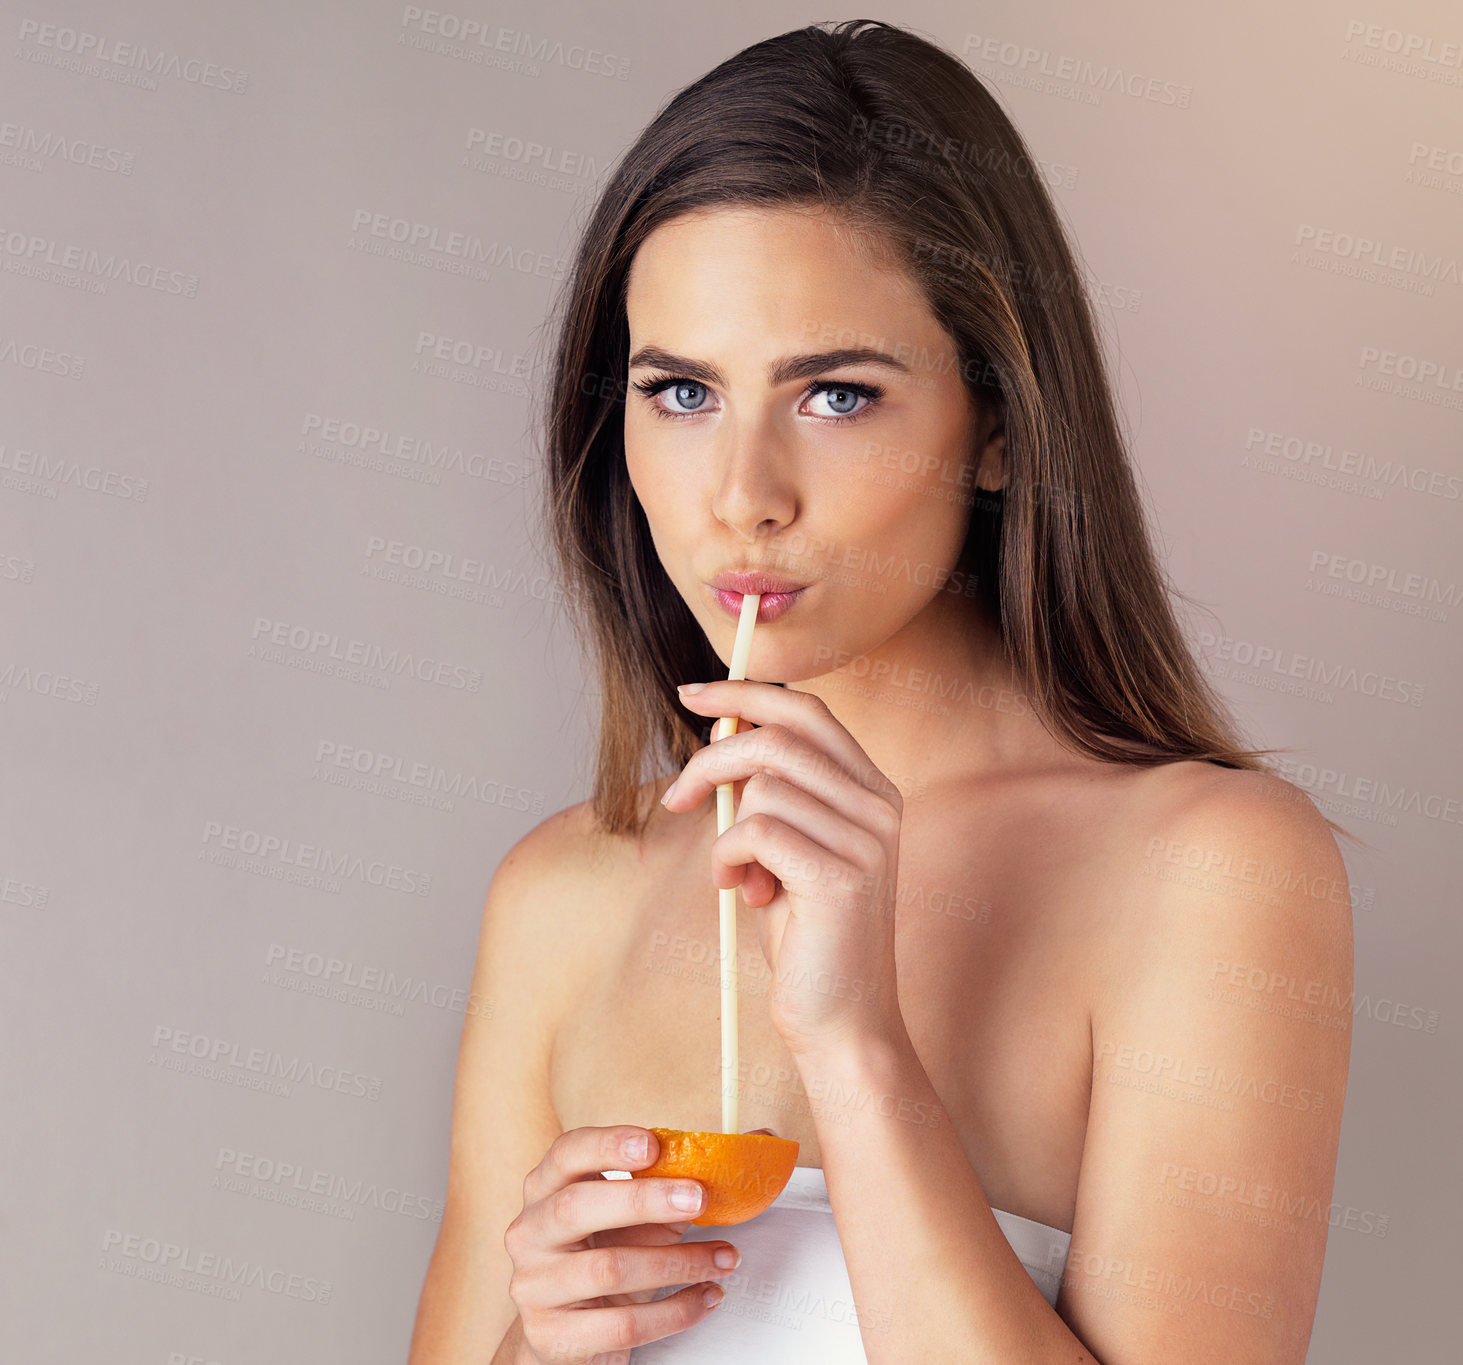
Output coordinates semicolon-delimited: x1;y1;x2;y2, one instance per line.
714;592;760;1134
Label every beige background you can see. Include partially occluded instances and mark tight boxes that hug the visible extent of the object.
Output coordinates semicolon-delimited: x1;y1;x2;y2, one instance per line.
2;1;1458;1359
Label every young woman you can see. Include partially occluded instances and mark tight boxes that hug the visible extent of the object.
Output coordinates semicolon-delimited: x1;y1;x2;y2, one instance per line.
409;20;1355;1365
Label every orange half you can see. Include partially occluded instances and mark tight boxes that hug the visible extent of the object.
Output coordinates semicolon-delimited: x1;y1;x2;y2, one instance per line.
631;1128;800;1226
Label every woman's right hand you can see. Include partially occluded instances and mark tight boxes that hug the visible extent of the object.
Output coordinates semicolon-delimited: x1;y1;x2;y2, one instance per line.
504;1125;742;1364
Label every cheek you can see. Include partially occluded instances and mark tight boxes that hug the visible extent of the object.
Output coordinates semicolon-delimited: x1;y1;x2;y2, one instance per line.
623;432;666;522
881;447;975;558
623;451;700;592
843;475;969;566
623;403;662;491
626;458;683;542
626;425;709;522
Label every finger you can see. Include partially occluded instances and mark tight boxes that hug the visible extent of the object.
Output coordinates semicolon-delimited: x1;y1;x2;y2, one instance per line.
521;1172;712;1251
679;680;897;801
522;1126;663;1210
584;1217;699;1308
590;1215;696;1249
726;770;867;876
740;861;779;906
530;1280;727;1360
677;723;898;835
712;810;888;902
550;1238;740;1307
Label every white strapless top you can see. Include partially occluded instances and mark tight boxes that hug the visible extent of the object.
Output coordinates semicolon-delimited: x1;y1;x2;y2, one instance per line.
606;1164;1071;1362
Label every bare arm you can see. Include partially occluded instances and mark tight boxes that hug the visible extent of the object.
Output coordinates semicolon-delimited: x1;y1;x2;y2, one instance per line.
488;1314;530;1365
1063;774;1353;1360
408;810;585;1363
788;771;1352;1362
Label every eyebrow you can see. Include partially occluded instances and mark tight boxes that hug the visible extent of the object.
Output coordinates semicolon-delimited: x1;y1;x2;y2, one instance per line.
627;345;913;387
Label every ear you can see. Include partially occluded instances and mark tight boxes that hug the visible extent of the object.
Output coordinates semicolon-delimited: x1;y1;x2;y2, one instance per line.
972;411;1006;493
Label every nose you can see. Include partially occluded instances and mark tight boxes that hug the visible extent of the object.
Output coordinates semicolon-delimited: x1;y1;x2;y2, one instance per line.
710;431;797;543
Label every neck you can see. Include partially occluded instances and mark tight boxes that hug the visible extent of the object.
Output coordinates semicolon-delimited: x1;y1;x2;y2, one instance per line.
787;589;1065;791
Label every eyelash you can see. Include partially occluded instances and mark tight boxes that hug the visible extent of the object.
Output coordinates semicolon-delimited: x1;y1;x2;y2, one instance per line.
630;372;885;425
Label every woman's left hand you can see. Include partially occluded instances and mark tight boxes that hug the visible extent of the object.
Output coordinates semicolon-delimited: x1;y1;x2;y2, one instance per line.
662;679;907;1060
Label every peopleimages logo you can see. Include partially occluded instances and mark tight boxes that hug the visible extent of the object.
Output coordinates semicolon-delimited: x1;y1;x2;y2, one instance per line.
1244;427;1461;500
1;874;48;909
0;438;149;499
149;1024;384;1101
0;335;85;379
397;8;631;79
0;119;136;175
301;411;527;485
100;1229;327;1304
962;34;1192;107
1357;345;1463;390
347;210;567;281
1196;629;1427;707
1293;224;1460;292
1305;549;1461;621
463;128;602;180
1094;1040;1325;1114
16;20;249;91
1159;1163;1389;1237
247;617;482;693
361;536;564;608
265;942;494;1018
200;820;433;896
314;739;547;815
1269;759;1463;827
410;330;537;401
214;1145;446;1223
1063;1247;1274;1319
0;658;99;705
1343;20;1463;69
0;223;199;295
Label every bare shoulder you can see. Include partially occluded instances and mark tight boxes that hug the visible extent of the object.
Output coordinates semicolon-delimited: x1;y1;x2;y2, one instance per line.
1078;758;1355;1084
486;800;599;965
487;776;688;961
490;788;632;909
1094;756;1355;1037
1125;760;1350;904
493;794;610;888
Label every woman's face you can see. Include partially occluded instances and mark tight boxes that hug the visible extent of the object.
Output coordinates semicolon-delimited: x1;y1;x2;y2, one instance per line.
623;205;1001;681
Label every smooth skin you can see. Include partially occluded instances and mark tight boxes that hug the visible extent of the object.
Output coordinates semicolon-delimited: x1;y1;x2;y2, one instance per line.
408;206;1351;1364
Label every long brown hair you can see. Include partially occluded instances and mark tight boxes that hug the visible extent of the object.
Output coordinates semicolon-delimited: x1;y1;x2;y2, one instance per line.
531;18;1359;850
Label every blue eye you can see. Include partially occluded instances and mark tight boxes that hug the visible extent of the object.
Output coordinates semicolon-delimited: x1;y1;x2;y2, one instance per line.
806;384;869;419
660;380;710;414
629;373;884;425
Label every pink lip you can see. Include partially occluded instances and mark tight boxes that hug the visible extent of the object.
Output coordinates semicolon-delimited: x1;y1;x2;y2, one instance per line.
709;585;807;623
706;570;811;624
709;570;810;595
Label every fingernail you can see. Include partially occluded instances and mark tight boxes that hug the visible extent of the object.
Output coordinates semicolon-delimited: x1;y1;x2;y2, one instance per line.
660;777;680;806
704;1283;725;1308
713;1246;740;1270
667;1220;693;1236
623;1133;648;1161
670;1183;704;1212
678;682;707;695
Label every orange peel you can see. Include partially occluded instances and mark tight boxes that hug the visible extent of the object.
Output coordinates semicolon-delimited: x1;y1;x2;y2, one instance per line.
632;1128;800;1226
